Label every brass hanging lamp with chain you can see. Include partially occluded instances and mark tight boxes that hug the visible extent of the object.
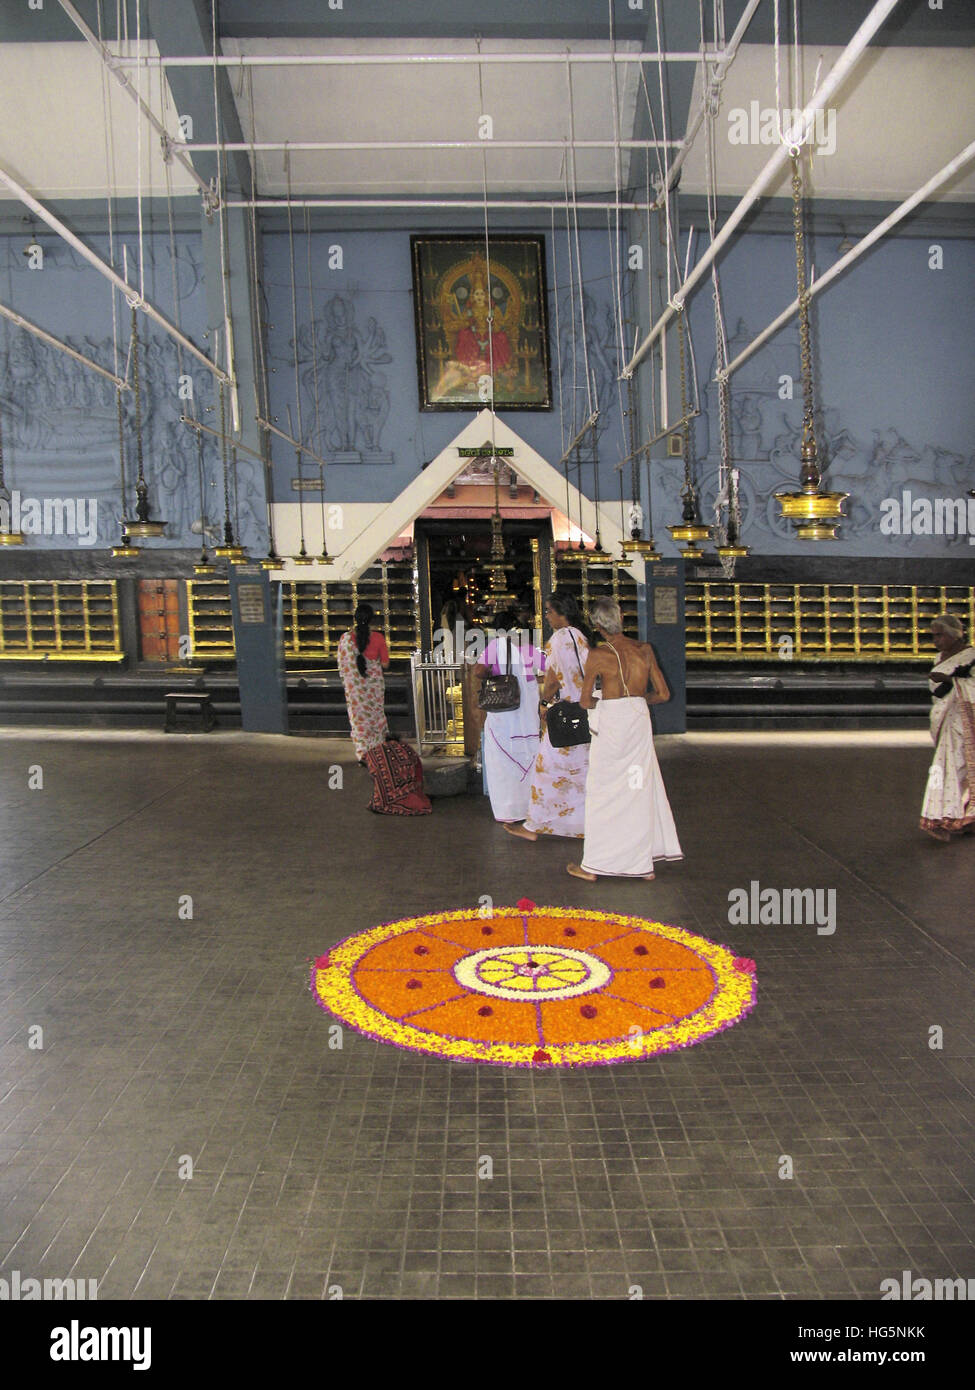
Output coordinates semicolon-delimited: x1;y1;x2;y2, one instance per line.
666;307;711;556
775;151;848;539
715;375;748;560
481;455;518;611
619;377;661;560
119;305;166;540
110;381;138;558
213;381;246;560
0;398;25;545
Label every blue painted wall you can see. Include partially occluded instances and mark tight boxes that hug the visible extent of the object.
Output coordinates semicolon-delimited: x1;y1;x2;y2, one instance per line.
669;229;975;556
3;220;973;558
261;226;629;509
0;230;264;553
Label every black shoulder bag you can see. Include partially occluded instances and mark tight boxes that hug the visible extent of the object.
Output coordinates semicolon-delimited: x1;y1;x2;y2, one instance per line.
477;636;521;712
546;631;591;748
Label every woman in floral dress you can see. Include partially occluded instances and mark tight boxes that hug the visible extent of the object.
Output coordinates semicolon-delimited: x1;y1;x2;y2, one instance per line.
506;591;591;842
337;602;390;760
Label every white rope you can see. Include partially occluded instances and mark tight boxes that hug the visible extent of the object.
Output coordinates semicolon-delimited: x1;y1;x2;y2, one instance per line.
211;0;231;354
476;40;497;452
566;56;593;420
550;201;567;460
97;0;120;380
135;0;145;301
562;148;581;441
606;0;627;373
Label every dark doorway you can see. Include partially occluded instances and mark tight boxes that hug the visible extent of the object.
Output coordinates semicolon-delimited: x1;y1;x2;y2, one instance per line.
414;517;553;654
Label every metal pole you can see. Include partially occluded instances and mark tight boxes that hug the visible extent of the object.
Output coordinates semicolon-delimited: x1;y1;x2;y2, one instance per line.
256;415;331;471
55;0;209;198
621;0;904;380
227;198;656;212
720;137;975;382
110;50;726;69
0;300;130;390
557;410;600;470
191;139;680;153
0;160;231;386
180;414;265;466
659;0;763;198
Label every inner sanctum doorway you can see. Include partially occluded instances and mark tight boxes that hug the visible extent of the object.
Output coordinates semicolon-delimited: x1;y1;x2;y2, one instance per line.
414;517;554;656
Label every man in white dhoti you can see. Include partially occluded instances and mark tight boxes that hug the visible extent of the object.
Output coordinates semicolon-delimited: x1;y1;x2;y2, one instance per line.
920;613;975;841
568;599;683;881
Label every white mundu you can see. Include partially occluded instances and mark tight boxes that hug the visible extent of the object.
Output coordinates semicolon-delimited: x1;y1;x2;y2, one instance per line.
581;649;682;877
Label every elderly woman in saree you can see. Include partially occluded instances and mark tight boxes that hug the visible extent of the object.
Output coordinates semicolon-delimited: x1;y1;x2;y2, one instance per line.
336;602;390;761
471;611;544;823
505;591;591;842
920;613;975;841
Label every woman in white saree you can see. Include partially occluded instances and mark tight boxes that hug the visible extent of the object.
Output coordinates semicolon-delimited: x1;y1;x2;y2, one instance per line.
472;616;544;823
920;613;975;841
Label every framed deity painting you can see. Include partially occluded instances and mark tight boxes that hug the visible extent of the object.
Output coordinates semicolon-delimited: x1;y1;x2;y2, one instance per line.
411;235;552;410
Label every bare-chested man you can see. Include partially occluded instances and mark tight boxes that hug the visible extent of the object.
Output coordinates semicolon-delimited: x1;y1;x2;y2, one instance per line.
567;598;683;881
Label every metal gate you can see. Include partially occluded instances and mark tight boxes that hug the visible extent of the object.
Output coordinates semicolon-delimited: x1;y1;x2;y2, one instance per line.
411;654;466;755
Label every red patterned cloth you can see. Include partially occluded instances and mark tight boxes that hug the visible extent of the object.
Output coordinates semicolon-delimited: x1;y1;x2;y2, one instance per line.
364;741;432;816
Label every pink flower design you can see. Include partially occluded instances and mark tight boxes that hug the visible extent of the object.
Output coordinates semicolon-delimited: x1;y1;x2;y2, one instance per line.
532;1049;552;1064
516;897;537;912
314;954;330;969
733;957;757;974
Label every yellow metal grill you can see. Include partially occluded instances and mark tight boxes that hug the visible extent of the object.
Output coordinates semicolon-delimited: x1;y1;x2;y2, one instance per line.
686;583;975;660
0;580;123;660
188;561;418;661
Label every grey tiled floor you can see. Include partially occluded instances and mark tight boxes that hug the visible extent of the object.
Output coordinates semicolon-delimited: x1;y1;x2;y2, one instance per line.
0;728;972;1300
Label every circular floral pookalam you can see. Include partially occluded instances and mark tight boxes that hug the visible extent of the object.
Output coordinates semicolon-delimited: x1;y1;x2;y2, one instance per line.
310;904;756;1068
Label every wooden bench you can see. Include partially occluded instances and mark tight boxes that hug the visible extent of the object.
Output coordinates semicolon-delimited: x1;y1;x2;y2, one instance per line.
164;691;217;732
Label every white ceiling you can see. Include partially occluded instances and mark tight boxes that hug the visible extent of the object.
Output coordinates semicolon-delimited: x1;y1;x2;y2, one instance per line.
681;44;975;202
1;34;973;206
225;38;644;197
0;42;197;202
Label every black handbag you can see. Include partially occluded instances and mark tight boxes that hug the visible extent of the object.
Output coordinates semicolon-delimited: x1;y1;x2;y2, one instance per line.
477;636;521;712
546;631;591;748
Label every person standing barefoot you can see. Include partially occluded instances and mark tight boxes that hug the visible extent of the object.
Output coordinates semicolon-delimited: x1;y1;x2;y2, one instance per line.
567;599;682;882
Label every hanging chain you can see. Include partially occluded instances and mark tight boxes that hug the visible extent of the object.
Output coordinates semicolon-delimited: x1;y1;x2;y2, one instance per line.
791;151;820;488
130;305;144;485
0;398;6;491
220;380;233;541
676;308;693;498
116;386;127;518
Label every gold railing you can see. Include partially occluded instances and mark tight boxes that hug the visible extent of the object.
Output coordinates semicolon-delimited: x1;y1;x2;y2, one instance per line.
187;561;418;662
552;558;640;639
0;580;123;661
686;583;975;660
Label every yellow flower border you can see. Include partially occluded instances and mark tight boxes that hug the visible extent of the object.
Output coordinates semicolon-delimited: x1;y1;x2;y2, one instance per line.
311;906;756;1068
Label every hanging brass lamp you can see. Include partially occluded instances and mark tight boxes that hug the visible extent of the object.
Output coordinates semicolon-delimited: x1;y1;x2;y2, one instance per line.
213;384;246;560
666;308;712;557
618;381;661;562
120;306;166;539
0;401;25;545
110;384;139;558
775;152;848;539
191;427;218;574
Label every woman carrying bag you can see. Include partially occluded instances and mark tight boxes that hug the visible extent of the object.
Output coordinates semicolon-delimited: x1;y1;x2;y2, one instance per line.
506;591;591;842
471;610;544;823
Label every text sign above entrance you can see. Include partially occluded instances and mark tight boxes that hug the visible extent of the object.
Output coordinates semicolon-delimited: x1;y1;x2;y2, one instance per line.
457;447;514;458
